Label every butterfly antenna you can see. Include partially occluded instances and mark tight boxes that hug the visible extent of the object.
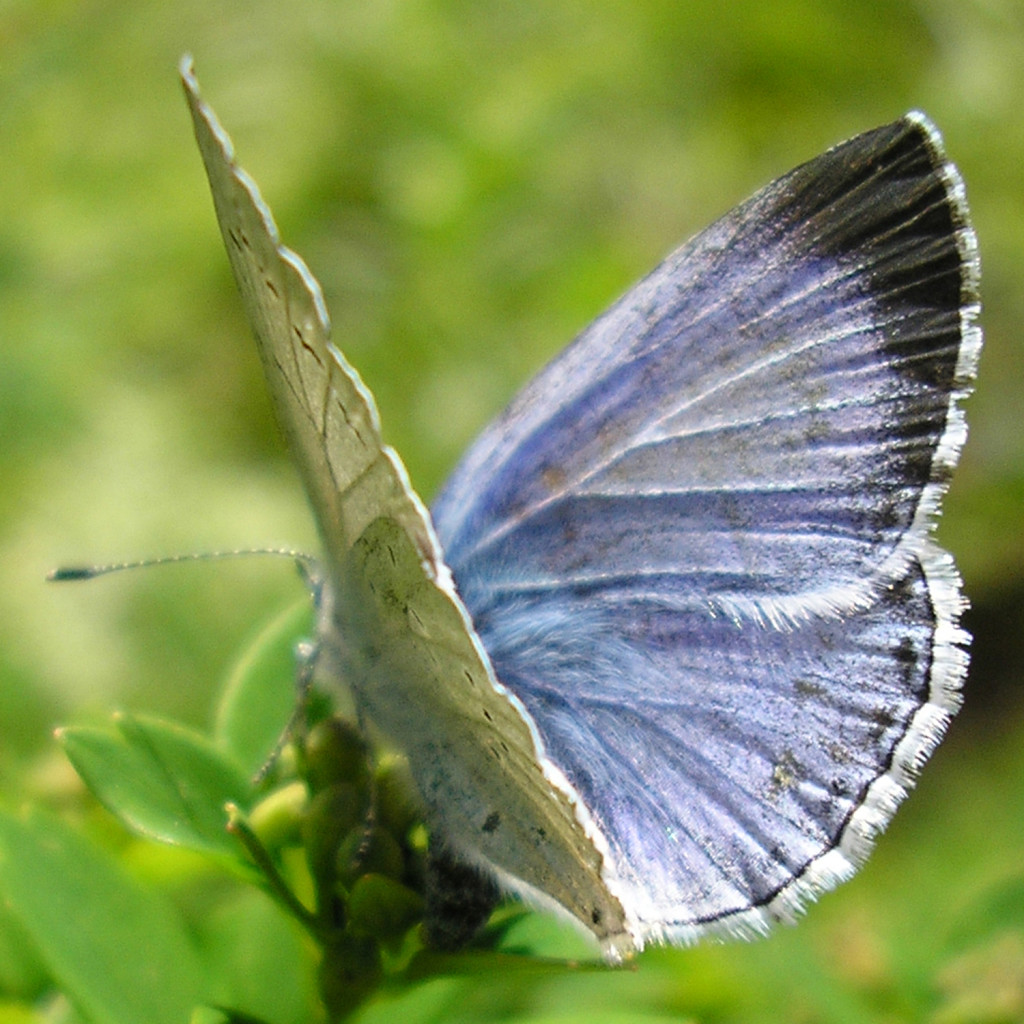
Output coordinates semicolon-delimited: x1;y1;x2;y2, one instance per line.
47;548;315;582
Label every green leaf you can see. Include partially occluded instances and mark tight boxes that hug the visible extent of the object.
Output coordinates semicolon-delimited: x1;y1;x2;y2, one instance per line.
0;806;209;1024
214;599;312;775
196;889;319;1024
489;908;603;962
0;900;49;997
59;712;251;859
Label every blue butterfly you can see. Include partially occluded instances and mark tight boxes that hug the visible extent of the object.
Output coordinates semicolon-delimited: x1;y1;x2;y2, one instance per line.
182;58;980;959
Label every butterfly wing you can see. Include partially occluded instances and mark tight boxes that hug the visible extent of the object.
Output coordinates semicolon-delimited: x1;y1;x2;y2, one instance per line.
432;114;981;944
181;59;634;956
180;61;433;570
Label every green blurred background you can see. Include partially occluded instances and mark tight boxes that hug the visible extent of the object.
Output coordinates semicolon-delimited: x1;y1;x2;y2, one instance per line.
2;1;1022;1021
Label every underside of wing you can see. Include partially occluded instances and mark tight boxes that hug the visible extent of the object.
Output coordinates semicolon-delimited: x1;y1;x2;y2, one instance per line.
433;113;980;945
181;58;440;580
181;59;635;957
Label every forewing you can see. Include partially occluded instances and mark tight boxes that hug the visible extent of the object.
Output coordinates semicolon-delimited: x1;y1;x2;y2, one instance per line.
181;58;436;577
181;59;633;956
432;114;980;944
434;115;980;624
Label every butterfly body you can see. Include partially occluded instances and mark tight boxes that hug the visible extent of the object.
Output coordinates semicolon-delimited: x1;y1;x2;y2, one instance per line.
182;59;979;957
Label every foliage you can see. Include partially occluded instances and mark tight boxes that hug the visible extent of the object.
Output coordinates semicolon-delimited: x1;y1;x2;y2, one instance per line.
0;602;639;1022
2;1;1023;1021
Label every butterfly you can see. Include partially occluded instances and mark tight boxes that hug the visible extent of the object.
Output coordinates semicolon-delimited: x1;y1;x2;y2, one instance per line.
181;58;980;960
